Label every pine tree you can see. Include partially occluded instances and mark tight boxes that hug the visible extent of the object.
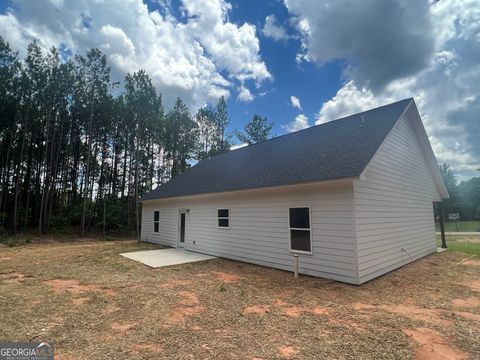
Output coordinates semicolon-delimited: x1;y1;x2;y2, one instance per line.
235;114;274;145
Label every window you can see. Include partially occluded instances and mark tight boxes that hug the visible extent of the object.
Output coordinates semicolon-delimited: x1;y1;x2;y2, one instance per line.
154;211;159;233
217;209;229;228
289;207;312;253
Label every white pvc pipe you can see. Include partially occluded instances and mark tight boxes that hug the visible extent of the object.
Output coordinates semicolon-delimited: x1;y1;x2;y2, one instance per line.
293;254;299;279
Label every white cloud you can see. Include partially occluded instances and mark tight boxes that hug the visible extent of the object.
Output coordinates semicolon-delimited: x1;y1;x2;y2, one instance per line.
0;0;270;109
285;0;435;90
237;84;254;102
182;0;271;83
231;142;248;150
291;0;480;179
282;114;309;132
262;14;291;41
315;81;383;124
290;95;302;110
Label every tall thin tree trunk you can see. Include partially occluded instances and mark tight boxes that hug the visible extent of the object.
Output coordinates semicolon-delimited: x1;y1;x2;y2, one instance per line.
134;127;140;240
38;107;53;235
12;106;29;233
102;190;107;239
0;123;16;218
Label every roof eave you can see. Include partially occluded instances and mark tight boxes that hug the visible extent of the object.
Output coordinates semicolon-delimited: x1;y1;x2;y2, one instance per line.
140;176;359;203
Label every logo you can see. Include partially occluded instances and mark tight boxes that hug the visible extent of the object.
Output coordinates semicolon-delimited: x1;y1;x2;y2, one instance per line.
0;342;54;360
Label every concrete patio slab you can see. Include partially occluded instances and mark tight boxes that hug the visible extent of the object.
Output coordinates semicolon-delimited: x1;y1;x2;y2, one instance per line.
120;248;216;268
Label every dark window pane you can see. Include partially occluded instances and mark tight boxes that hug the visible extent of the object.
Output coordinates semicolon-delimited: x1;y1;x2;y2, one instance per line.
218;209;229;218
180;213;185;242
289;208;310;229
154;211;159;222
290;230;311;252
218;218;229;227
154;222;159;233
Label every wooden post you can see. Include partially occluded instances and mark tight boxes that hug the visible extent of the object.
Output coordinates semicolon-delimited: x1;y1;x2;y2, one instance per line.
293;254;299;279
438;203;447;249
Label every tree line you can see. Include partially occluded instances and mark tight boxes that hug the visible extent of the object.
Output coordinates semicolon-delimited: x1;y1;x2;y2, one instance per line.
0;36;274;236
439;164;480;225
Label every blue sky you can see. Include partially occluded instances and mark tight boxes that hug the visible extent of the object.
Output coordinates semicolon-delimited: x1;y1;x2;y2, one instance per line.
0;0;479;179
215;0;342;136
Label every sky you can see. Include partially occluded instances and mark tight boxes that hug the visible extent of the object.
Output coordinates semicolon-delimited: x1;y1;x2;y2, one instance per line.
0;0;479;180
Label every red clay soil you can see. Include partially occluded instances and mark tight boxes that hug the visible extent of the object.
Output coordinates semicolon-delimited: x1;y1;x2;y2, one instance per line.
71;297;90;306
212;271;242;283
167;306;205;324
464;279;480;292
278;346;300;358
355;302;453;327
243;305;270;314
110;322;137;333
178;290;200;306
403;328;469;360
45;279;117;296
462;258;480;266
0;272;28;284
452;297;480;307
244;298;330;318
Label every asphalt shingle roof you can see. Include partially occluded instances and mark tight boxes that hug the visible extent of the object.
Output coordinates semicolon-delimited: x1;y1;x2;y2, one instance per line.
142;98;412;201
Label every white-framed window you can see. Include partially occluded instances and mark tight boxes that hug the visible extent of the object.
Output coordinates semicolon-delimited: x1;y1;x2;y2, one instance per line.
289;207;312;253
217;208;229;228
154;211;160;233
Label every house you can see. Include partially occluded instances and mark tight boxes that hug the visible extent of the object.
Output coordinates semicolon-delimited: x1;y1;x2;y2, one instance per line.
140;99;448;285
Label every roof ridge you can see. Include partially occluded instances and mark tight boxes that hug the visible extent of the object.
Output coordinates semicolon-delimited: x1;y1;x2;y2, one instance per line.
204;98;412;164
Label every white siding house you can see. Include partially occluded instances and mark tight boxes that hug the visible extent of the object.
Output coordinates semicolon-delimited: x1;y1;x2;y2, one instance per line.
140;99;448;285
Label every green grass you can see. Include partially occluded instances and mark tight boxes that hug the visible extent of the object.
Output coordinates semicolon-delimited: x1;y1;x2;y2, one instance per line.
445;242;480;255
436;234;480;255
435;220;480;232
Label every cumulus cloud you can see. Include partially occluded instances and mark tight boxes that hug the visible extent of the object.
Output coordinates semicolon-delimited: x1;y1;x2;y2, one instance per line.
0;0;270;109
182;0;271;83
237;84;254;102
290;95;301;110
315;81;382;124
312;0;480;179
285;0;435;91
231;142;248;150
282;114;309;132
262;15;291;41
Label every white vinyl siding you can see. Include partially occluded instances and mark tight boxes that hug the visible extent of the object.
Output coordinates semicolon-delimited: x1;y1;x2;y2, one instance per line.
353;109;441;284
141;180;358;284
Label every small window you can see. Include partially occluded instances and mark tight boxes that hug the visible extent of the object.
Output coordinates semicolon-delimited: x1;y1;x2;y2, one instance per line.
289;207;311;253
154;211;159;233
217;209;229;228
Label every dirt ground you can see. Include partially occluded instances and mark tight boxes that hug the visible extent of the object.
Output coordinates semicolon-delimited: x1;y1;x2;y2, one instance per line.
0;238;479;359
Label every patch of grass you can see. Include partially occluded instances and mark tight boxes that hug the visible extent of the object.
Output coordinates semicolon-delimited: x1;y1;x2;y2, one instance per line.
110;262;133;272
0;234;34;247
435;220;480;232
447;242;480;255
437;234;480;255
441;241;480;255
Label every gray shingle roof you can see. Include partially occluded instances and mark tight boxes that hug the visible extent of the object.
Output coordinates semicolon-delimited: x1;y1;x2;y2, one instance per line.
142;98;412;201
